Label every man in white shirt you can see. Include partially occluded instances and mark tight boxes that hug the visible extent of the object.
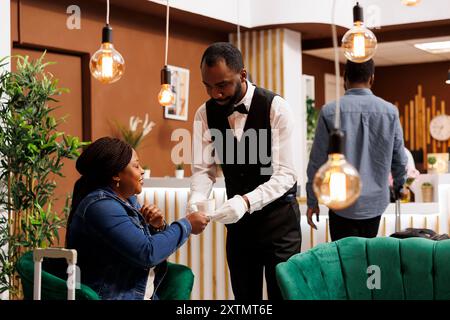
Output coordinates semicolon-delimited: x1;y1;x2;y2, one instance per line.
189;42;301;300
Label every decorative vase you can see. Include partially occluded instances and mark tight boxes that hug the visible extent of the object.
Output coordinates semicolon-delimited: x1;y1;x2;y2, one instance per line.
421;185;434;202
175;169;184;179
143;169;151;179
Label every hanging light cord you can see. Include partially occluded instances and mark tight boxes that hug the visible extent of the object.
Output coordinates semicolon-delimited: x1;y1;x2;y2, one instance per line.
165;0;170;66
236;0;241;51
106;0;110;25
331;0;341;130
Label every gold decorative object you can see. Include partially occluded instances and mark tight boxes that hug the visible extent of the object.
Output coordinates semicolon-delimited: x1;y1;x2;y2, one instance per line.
397;85;449;165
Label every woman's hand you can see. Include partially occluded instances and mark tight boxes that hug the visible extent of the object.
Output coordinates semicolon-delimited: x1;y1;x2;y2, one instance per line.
186;211;210;235
140;204;165;230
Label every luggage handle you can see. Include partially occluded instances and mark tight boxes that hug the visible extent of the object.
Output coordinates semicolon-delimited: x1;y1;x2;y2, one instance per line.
393;186;404;233
33;248;78;300
395;199;401;233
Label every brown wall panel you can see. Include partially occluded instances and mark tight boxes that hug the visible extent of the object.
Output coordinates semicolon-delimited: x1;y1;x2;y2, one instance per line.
302;53;344;109
11;48;83;245
12;0;227;177
372;61;450;116
372;60;450;156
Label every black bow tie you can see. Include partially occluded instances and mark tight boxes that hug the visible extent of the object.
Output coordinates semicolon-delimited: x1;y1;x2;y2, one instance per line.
225;103;248;117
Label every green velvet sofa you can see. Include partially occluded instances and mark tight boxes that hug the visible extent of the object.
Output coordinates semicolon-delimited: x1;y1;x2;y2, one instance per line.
276;236;450;300
16;251;194;300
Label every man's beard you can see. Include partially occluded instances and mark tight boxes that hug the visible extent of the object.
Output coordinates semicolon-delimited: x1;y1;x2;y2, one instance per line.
214;81;243;106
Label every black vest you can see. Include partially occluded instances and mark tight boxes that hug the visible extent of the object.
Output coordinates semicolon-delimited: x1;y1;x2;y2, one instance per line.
206;86;297;202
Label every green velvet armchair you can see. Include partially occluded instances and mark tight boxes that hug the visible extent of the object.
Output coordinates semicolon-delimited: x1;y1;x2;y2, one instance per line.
16;251;194;300
276;237;450;300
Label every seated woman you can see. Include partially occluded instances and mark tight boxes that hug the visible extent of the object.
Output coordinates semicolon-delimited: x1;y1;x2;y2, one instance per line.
66;137;209;300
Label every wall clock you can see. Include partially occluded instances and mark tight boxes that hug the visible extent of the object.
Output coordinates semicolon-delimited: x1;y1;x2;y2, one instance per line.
429;114;450;141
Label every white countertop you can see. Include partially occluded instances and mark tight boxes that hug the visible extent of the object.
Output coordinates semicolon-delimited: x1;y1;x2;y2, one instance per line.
298;202;440;216
142;177;441;216
143;177;225;188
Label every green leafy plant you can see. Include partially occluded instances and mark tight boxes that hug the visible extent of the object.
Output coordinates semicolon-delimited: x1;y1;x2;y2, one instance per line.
0;54;88;298
405;177;416;186
175;162;184;170
112;114;155;150
306;97;318;141
428;156;437;166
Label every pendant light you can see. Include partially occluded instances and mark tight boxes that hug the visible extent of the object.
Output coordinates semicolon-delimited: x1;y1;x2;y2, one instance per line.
402;0;421;6
90;0;125;84
236;0;241;51
341;2;377;63
313;0;362;211
158;0;175;106
446;70;450;85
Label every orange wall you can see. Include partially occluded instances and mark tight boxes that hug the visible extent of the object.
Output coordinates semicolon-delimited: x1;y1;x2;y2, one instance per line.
11;0;227;177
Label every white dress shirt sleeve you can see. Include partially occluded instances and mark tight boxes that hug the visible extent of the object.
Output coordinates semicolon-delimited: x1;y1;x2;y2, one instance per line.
189;104;217;205
244;96;298;213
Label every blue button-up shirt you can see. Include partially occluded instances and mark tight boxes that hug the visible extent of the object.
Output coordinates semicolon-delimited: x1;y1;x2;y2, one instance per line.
306;88;408;219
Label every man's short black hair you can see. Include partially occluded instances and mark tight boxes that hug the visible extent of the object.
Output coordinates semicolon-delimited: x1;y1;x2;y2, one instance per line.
344;59;375;83
200;42;244;73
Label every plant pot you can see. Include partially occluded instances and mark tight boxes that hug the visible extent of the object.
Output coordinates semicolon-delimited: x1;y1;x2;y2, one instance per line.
143;169;151;179
175;169;184;179
421;186;434;202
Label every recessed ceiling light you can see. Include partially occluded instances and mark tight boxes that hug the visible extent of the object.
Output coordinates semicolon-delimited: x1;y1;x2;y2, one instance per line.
414;41;450;54
402;0;421;6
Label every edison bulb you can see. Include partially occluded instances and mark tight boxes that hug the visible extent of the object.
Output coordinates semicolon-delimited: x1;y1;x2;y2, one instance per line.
402;0;421;6
342;22;377;63
313;153;361;210
90;43;125;84
158;84;175;106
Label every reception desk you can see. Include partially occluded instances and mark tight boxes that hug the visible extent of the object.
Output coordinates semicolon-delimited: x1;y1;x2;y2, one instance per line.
138;176;450;300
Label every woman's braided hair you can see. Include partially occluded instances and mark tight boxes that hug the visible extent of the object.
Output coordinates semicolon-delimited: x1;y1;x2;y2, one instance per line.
66;137;132;245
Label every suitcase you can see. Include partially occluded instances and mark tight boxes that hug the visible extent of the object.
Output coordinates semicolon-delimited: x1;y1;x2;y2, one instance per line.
33;248;78;300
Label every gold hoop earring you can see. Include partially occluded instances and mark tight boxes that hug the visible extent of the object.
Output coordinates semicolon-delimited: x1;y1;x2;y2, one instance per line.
116;181;120;188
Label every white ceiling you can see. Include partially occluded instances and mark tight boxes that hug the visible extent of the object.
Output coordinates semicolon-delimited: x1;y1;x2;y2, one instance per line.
304;36;450;66
150;0;450;29
149;0;450;66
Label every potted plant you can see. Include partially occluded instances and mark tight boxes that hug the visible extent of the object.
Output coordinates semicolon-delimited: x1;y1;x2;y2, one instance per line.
175;162;184;179
421;182;434;202
306;97;318;156
0;54;87;299
427;156;437;173
143;165;151;179
111;114;155;151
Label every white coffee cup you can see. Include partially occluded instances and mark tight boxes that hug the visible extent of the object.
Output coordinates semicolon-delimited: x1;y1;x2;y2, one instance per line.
189;199;216;215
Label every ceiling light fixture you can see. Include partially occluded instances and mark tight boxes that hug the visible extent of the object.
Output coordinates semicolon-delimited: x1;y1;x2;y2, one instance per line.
341;2;378;63
89;0;125;84
313;0;362;211
414;41;450;54
402;0;421;6
158;0;175;107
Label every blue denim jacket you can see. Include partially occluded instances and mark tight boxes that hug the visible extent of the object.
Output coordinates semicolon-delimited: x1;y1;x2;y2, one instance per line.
66;187;192;300
306;88;408;219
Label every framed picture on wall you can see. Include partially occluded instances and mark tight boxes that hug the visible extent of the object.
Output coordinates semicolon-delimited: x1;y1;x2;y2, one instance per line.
164;65;190;121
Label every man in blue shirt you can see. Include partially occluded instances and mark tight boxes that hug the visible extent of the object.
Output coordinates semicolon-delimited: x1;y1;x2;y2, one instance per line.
306;59;408;241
